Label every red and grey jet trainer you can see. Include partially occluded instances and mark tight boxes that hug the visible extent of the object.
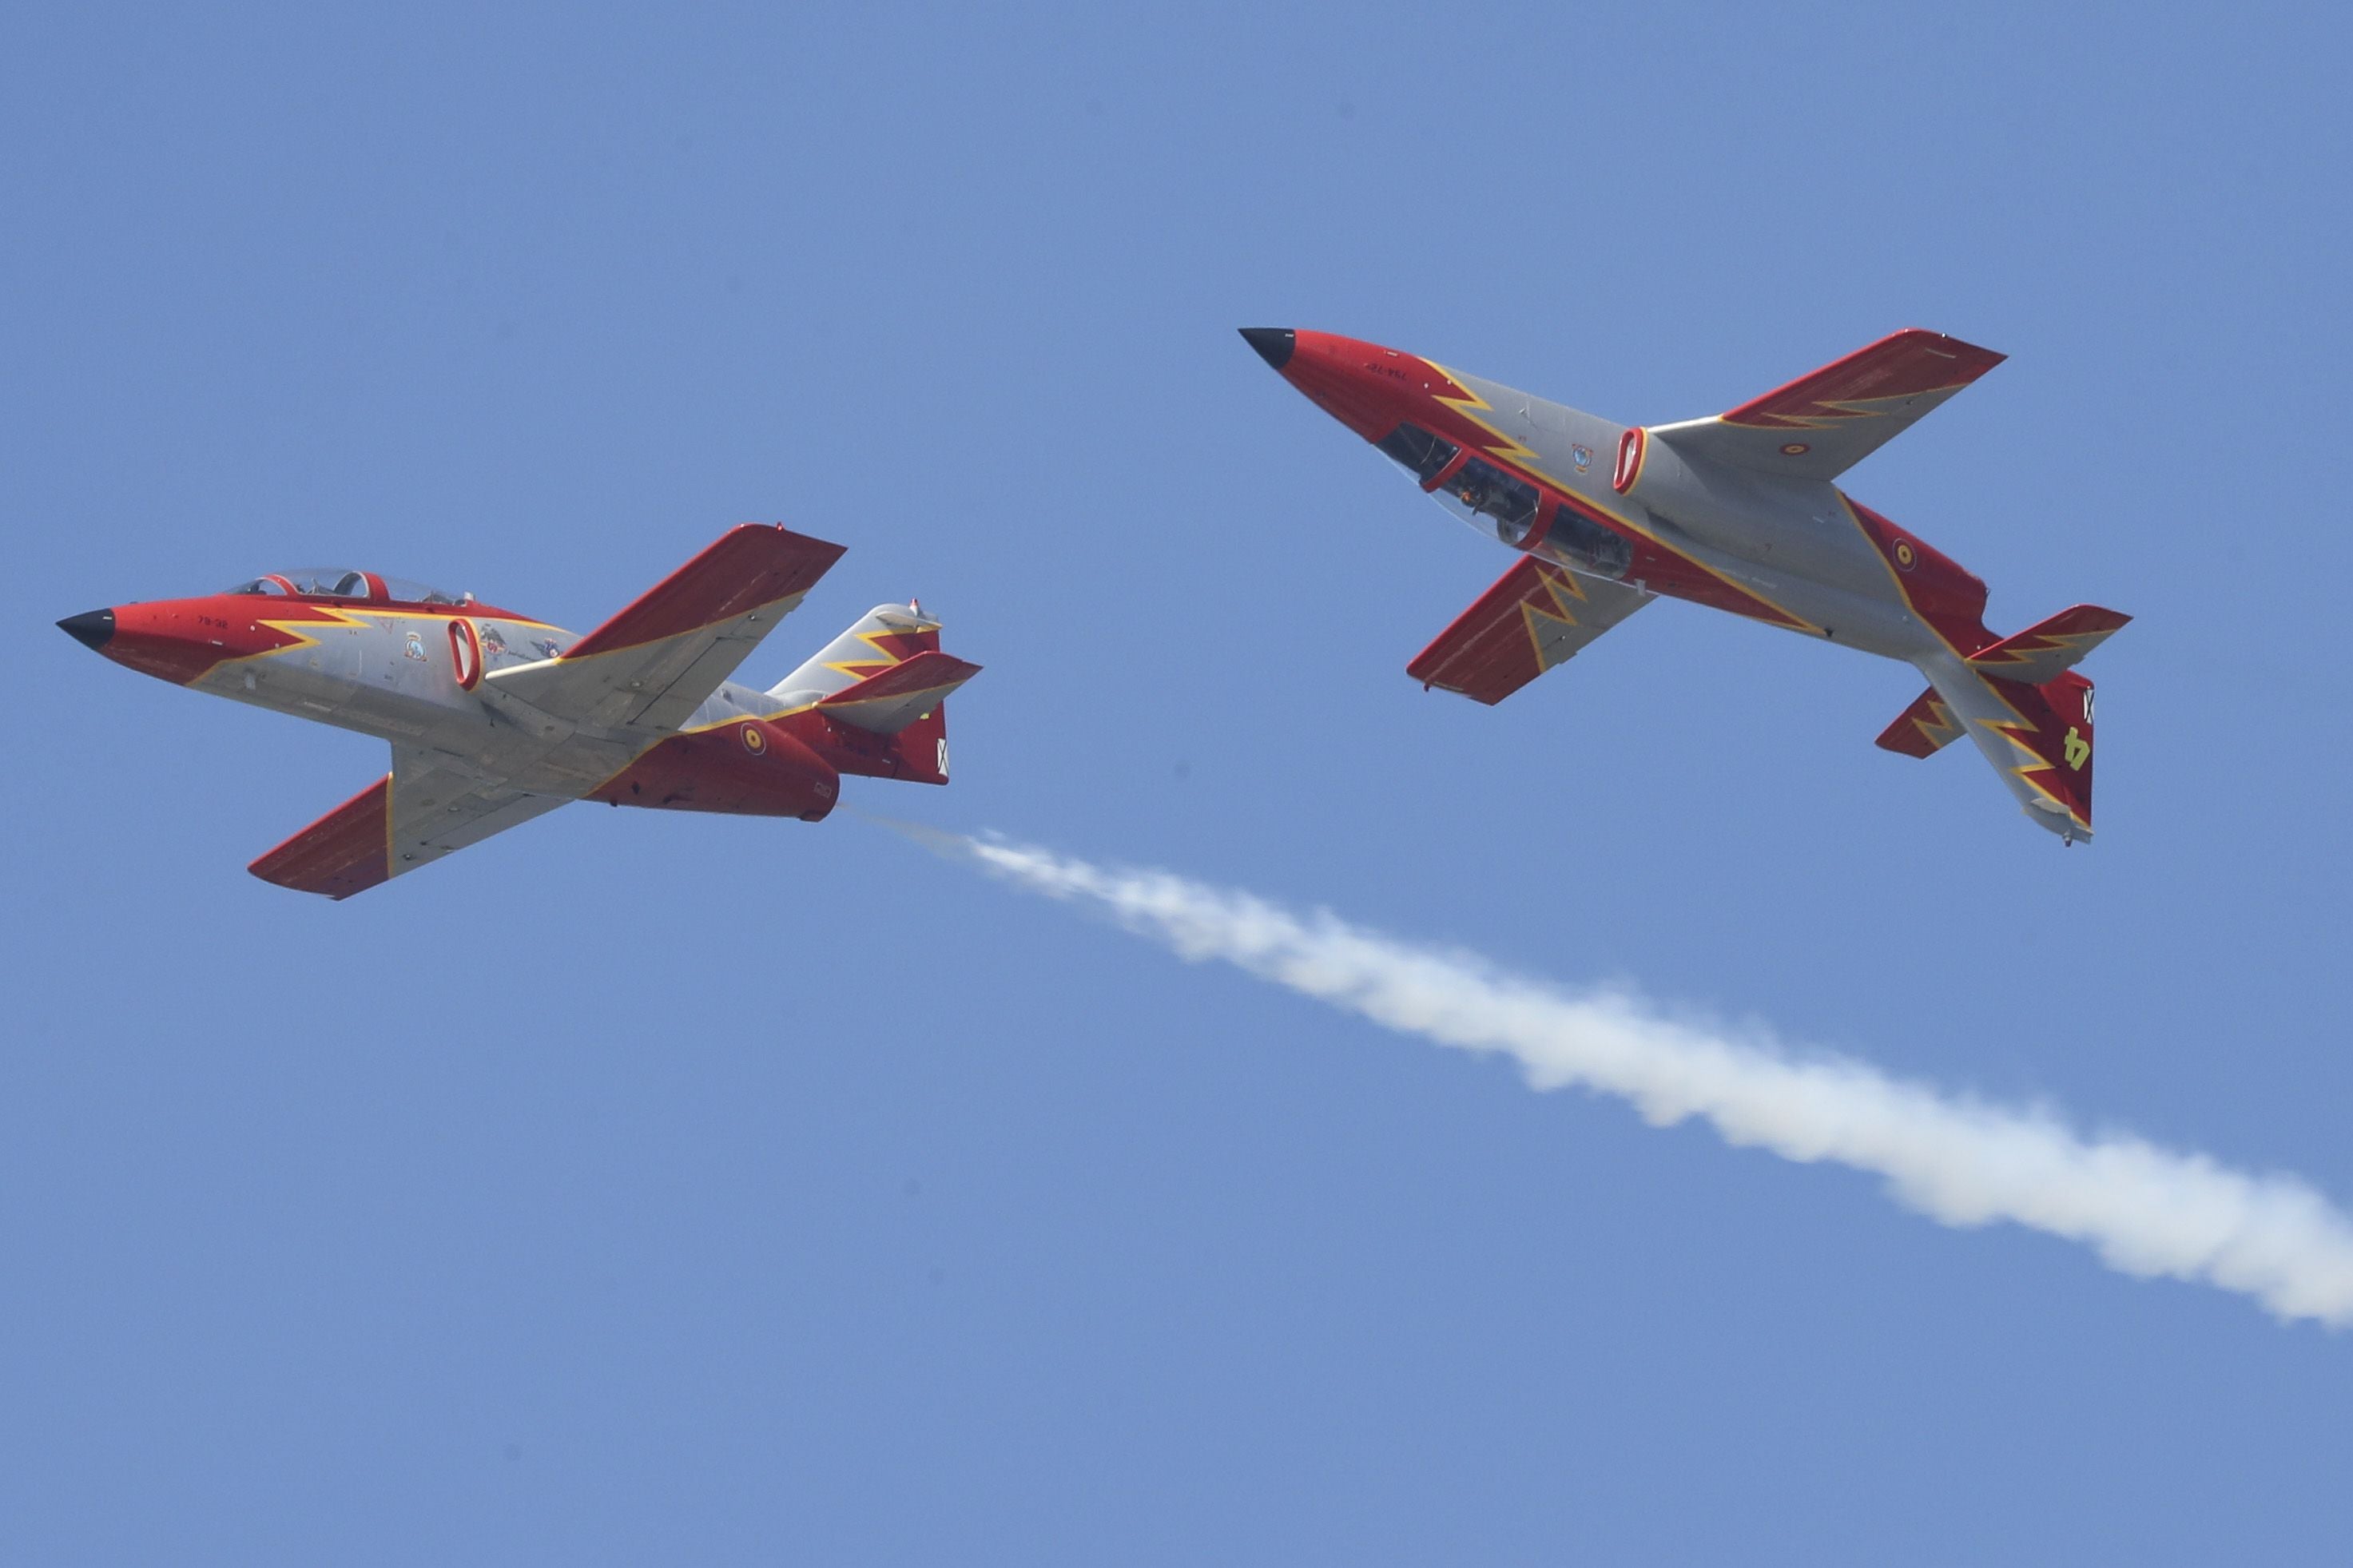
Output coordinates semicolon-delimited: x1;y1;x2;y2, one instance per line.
1241;327;2127;842
58;525;980;896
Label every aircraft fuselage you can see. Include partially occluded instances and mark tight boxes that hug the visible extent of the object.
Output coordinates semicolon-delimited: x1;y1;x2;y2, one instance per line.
1250;327;2001;665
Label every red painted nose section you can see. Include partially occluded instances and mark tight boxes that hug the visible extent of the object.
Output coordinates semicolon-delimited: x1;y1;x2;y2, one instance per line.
1240;327;1461;443
101;601;244;684
78;596;339;685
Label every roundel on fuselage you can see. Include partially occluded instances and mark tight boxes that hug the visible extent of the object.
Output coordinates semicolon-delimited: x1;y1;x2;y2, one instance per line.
447;617;482;690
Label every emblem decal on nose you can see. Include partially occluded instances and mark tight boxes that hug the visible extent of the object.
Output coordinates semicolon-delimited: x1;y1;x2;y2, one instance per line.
403;631;428;662
1572;444;1592;473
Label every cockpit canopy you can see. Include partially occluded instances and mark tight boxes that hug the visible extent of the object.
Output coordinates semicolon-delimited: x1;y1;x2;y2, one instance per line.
225;569;465;605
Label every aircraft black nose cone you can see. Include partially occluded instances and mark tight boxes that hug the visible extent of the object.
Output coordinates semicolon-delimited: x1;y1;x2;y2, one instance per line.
58;608;115;650
1239;327;1295;371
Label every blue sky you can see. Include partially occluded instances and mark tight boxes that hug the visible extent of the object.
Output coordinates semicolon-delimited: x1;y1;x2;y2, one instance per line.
6;2;2351;1560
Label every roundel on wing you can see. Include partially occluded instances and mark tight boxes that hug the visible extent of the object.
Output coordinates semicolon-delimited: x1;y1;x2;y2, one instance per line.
740;722;769;756
447;617;482;690
1893;539;1918;571
1611;427;1647;494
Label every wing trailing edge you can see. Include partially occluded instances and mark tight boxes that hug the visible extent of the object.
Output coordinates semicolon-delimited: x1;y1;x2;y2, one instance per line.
249;776;392;899
249;750;567;899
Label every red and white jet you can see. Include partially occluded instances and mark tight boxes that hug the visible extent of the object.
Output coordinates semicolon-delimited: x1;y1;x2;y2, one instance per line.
1242;327;2128;841
58;525;979;896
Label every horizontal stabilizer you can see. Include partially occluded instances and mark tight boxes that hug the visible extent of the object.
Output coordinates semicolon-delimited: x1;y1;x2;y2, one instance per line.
1407;556;1651;705
817;649;982;734
1967;605;2132;685
1875;686;1963;759
1651;328;2005;481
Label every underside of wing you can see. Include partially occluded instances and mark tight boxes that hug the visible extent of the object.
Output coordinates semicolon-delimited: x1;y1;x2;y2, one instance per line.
1651;328;2005;482
1407;556;1652;705
249;748;566;899
489;524;845;734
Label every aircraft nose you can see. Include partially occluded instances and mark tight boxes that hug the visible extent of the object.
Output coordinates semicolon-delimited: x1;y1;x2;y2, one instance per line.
1238;327;1296;371
58;608;115;651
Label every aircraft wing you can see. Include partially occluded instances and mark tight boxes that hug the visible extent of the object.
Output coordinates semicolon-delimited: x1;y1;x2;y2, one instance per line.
1407;556;1652;705
487;524;845;735
248;747;567;899
1649;329;2005;482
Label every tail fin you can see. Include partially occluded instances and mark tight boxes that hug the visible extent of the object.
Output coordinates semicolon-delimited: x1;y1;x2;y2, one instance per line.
771;604;978;787
768;604;942;702
1878;609;2124;841
1910;656;2101;841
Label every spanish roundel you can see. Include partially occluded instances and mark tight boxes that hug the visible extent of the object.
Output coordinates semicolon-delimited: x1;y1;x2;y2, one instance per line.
447;618;482;690
1612;427;1647;494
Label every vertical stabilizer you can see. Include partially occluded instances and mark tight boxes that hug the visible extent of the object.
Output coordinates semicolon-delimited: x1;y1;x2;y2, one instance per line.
768;605;940;702
1916;653;2099;842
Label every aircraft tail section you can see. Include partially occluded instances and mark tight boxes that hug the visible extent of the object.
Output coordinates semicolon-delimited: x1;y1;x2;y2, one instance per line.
1966;605;2132;685
1906;655;2101;842
768;603;943;701
770;604;978;787
1874;686;1965;760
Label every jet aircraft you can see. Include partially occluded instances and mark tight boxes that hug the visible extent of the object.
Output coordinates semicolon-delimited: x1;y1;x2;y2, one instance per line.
58;524;980;895
1241;327;2127;841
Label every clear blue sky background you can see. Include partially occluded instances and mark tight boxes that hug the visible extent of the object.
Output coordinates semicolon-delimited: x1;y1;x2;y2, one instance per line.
6;3;2349;1561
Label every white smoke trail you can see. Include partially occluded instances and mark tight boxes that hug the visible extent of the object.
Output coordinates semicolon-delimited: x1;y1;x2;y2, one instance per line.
937;829;2353;1328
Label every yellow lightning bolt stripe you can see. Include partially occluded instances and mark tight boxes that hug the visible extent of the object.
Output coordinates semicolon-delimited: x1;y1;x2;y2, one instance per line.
1975;714;2090;827
1910;695;1961;750
221;605;562;669
1518;570;1585;671
1969;628;2113;676
239;605;364;661
1424;361;1826;637
1724;383;1980;430
821;621;940;682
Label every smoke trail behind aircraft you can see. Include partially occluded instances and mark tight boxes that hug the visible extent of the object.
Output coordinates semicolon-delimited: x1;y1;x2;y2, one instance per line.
927;829;2353;1328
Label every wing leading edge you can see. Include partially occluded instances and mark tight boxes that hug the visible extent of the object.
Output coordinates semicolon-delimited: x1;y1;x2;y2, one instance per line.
1650;328;2005;482
488;524;846;735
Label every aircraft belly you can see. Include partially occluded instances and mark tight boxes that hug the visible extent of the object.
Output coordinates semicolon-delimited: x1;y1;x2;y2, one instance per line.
1656;537;1926;660
1452;380;1897;621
